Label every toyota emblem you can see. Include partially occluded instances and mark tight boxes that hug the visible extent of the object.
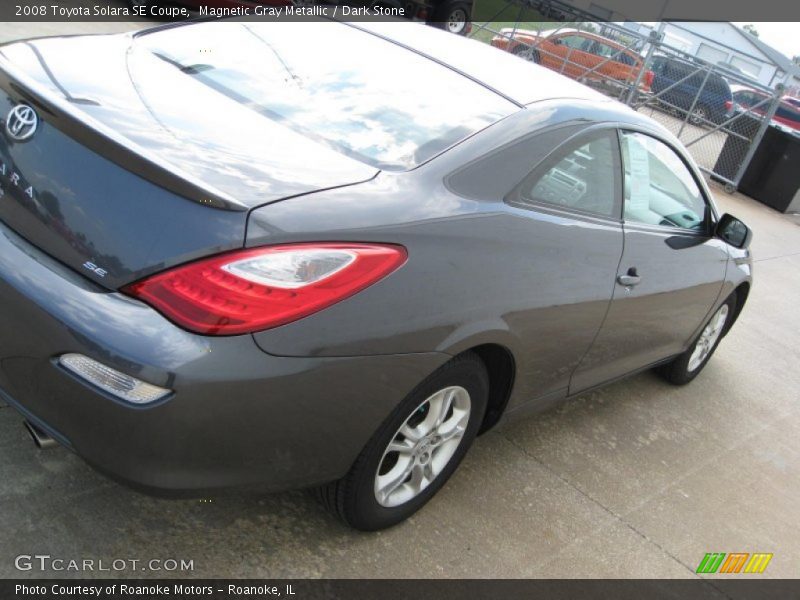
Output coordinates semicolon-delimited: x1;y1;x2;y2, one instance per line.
5;104;39;142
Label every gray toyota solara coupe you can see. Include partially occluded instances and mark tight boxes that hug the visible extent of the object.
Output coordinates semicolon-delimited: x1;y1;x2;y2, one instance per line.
0;21;752;530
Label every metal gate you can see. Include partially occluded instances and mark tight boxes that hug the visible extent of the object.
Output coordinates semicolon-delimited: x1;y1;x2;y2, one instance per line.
468;0;789;192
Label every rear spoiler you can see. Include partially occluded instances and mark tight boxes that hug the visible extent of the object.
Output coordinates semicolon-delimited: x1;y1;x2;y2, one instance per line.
0;46;247;212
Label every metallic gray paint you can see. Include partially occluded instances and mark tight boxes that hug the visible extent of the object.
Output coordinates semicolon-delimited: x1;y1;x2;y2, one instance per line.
0;35;380;210
0;22;752;492
0;92;247;289
0;223;448;490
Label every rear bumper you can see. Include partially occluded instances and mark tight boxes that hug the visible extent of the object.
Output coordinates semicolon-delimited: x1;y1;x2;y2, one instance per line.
0;222;447;492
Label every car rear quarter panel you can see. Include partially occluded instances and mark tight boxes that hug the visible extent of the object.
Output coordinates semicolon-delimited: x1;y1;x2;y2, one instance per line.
0;221;446;490
246;104;634;409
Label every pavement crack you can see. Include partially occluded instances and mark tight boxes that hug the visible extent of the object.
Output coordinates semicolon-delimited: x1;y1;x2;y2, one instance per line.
753;250;800;263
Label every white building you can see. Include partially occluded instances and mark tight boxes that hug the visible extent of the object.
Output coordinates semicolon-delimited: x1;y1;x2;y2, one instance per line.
615;21;798;89
654;22;799;89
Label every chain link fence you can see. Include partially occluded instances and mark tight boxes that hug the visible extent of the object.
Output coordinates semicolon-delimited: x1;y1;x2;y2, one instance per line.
469;1;790;192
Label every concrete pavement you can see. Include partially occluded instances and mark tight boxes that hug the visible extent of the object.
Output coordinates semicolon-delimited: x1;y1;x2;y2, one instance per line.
0;19;798;581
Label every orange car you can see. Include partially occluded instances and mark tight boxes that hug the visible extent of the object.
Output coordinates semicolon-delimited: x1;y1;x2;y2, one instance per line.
491;28;652;89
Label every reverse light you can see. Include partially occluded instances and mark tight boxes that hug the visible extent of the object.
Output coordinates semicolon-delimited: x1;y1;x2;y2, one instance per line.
122;243;407;335
59;354;171;405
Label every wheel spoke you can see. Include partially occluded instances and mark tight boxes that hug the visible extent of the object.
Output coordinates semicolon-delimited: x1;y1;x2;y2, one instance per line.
433;388;456;429
422;461;435;482
387;438;415;454
439;419;467;443
712;308;728;334
688;341;705;371
376;457;413;503
408;463;430;495
399;423;422;443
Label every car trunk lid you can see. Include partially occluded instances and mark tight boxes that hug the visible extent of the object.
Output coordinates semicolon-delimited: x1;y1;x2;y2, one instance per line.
0;33;378;290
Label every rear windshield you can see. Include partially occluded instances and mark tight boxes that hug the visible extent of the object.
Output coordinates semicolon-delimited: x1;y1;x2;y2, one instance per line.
134;22;517;171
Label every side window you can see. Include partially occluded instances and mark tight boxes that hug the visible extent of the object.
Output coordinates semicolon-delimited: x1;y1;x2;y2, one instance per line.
557;35;592;51
754;92;771;107
594;42;620;60
749;93;768;113
748;93;760;107
734;92;752;107
617;52;635;66
776;101;800;124
508;130;621;219
620;131;708;231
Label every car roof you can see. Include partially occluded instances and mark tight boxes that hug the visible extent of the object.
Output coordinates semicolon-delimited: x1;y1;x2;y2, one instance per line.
353;22;613;107
499;26;640;55
545;28;636;52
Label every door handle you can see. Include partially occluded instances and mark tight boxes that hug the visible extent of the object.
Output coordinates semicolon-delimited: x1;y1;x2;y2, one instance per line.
617;268;641;287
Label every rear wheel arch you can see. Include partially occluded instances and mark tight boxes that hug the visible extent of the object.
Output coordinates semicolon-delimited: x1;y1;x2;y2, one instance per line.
318;350;490;530
511;44;540;63
463;344;516;434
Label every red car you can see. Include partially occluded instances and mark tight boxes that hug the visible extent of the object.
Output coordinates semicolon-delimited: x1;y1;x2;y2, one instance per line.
491;28;652;90
731;86;800;132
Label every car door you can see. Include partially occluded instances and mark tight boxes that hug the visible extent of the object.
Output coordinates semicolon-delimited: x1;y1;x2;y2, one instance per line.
570;129;729;393
547;33;596;78
591;40;632;82
614;50;641;84
657;59;696;113
737;90;758;110
502;127;624;400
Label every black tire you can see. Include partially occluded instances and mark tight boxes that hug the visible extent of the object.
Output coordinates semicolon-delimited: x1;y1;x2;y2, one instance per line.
657;294;737;385
318;352;489;531
511;44;539;63
432;1;471;36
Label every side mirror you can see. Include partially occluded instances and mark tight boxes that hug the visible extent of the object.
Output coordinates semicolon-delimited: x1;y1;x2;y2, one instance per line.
715;213;752;249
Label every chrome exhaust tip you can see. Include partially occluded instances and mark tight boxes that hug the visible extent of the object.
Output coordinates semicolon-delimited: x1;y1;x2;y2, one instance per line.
24;420;57;449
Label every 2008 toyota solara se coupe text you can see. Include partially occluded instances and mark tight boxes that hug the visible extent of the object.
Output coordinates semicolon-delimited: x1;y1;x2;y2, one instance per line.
0;21;752;530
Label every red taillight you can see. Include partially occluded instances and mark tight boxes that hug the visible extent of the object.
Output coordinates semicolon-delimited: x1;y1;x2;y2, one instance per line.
725;100;733;111
123;243;407;336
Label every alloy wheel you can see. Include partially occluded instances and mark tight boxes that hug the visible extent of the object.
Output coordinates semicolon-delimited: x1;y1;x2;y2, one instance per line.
688;304;729;372
689;106;708;125
446;9;468;34
374;386;471;508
